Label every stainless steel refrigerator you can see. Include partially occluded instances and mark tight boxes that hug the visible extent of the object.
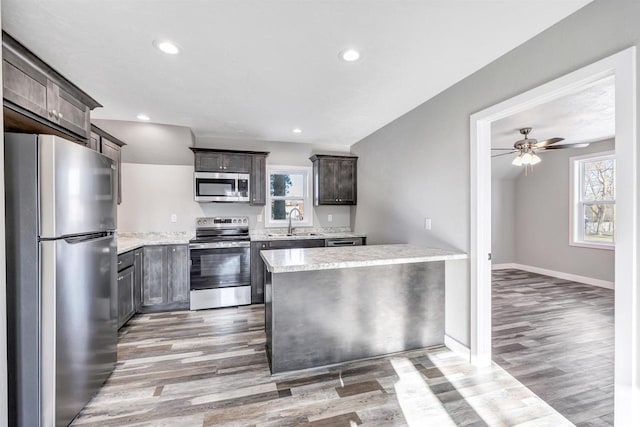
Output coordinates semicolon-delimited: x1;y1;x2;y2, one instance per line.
5;133;118;426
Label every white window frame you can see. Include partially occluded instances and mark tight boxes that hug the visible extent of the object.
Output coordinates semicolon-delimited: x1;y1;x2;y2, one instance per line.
265;165;313;228
569;151;616;250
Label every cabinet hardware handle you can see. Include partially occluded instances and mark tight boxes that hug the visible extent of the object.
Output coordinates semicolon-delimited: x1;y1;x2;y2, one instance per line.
58;112;63;119
118;276;123;281
118;261;122;265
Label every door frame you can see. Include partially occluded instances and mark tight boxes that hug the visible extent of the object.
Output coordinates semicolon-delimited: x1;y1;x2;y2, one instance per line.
470;47;637;425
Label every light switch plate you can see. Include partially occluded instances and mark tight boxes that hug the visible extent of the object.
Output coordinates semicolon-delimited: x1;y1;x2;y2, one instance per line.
328;214;333;222
171;214;177;223
257;214;263;222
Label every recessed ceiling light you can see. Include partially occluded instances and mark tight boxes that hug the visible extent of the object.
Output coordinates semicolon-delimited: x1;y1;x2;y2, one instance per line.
340;49;360;62
136;114;150;121
292;128;302;134
153;39;181;55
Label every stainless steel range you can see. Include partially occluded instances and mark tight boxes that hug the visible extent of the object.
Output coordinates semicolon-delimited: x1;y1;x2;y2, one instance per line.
189;216;251;310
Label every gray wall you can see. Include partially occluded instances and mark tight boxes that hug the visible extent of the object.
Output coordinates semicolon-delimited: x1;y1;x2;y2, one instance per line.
351;0;640;346
98;120;353;233
92;119;196;165
491;178;516;265
513;139;615;282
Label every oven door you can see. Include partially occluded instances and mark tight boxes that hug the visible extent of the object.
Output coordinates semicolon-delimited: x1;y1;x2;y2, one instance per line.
194;172;239;202
189;243;251;290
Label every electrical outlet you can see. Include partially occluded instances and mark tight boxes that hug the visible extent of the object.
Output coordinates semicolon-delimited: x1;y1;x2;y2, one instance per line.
424;218;432;230
257;214;263;222
170;214;177;223
328;214;333;222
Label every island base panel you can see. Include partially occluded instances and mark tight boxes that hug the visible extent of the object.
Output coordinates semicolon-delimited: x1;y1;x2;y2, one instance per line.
265;261;445;374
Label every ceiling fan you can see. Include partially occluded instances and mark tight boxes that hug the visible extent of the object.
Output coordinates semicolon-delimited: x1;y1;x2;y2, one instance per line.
492;127;590;166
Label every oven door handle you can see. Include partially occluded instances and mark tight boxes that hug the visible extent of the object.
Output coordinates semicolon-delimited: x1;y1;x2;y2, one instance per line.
189;242;250;250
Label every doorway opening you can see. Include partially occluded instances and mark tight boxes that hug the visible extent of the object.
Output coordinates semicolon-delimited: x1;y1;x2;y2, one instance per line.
470;48;637;425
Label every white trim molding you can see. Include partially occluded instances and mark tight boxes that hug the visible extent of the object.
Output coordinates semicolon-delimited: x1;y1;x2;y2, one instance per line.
491;263;614;289
444;335;471;362
470;47;638;425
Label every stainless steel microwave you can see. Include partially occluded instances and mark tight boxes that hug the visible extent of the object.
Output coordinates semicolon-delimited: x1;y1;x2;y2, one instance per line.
194;172;250;202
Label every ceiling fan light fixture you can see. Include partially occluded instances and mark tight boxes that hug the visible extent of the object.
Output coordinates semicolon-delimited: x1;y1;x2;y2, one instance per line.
530;153;542;165
512;155;523;166
521;152;533;164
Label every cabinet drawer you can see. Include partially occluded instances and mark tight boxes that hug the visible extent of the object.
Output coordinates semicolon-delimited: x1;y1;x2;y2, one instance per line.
118;250;135;272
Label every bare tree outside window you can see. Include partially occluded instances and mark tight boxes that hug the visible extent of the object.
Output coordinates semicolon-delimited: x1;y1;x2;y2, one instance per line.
578;155;615;244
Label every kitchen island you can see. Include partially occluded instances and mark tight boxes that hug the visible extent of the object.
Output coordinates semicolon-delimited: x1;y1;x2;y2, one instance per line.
261;244;467;374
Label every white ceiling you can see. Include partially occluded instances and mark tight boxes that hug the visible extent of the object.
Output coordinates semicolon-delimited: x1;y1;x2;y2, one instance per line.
2;0;591;145
492;75;615;179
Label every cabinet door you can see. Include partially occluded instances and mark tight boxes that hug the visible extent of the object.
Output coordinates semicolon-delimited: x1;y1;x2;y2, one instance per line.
133;249;143;312
2;55;49;119
101;138;122;205
143;246;167;306
54;83;90;138
117;266;135;329
250;155;266;205
337;159;357;204
251;241;269;303
223;153;251;173
317;159;338;204
167;245;189;303
195;152;223;172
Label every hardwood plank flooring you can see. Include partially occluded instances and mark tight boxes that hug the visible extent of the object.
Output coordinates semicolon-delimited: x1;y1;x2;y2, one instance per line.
73;305;571;426
492;269;614;427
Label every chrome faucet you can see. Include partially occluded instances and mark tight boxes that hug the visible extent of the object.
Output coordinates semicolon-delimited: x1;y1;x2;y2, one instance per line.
288;207;302;235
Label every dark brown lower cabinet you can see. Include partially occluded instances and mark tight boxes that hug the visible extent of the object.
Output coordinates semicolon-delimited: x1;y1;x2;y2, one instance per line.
133;248;143;313
117;266;135;329
250;239;325;304
141;244;189;312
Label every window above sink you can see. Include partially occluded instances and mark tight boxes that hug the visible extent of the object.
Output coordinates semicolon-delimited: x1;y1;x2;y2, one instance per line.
265;165;313;228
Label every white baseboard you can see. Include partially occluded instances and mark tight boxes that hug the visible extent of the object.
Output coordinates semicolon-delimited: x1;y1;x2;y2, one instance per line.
444;334;470;361
491;263;518;270
492;262;614;289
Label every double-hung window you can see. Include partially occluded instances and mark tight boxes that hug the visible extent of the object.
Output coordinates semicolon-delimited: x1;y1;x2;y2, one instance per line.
570;152;615;249
265;166;313;228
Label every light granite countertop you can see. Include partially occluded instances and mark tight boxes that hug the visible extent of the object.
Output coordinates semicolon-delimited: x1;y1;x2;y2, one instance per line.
117;229;367;254
117;232;193;255
250;229;366;241
260;243;468;273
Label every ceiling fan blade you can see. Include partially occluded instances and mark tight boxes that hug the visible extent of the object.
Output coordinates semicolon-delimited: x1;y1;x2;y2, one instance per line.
491;151;517;158
491;148;517;150
533;137;564;148
541;142;591;150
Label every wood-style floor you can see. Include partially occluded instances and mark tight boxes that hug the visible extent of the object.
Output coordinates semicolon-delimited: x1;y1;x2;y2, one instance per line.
73;305;572;426
492;269;614;427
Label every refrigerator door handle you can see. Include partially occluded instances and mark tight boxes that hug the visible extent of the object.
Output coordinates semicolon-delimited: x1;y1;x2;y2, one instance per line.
62;232;113;244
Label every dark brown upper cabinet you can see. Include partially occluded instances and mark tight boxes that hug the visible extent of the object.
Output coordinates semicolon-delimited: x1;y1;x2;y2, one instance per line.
250;154;267;206
2;32;101;142
191;148;252;173
310;155;358;206
91;124;126;205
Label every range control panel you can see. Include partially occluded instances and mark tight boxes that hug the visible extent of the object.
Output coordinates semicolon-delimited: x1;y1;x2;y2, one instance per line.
195;216;249;228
